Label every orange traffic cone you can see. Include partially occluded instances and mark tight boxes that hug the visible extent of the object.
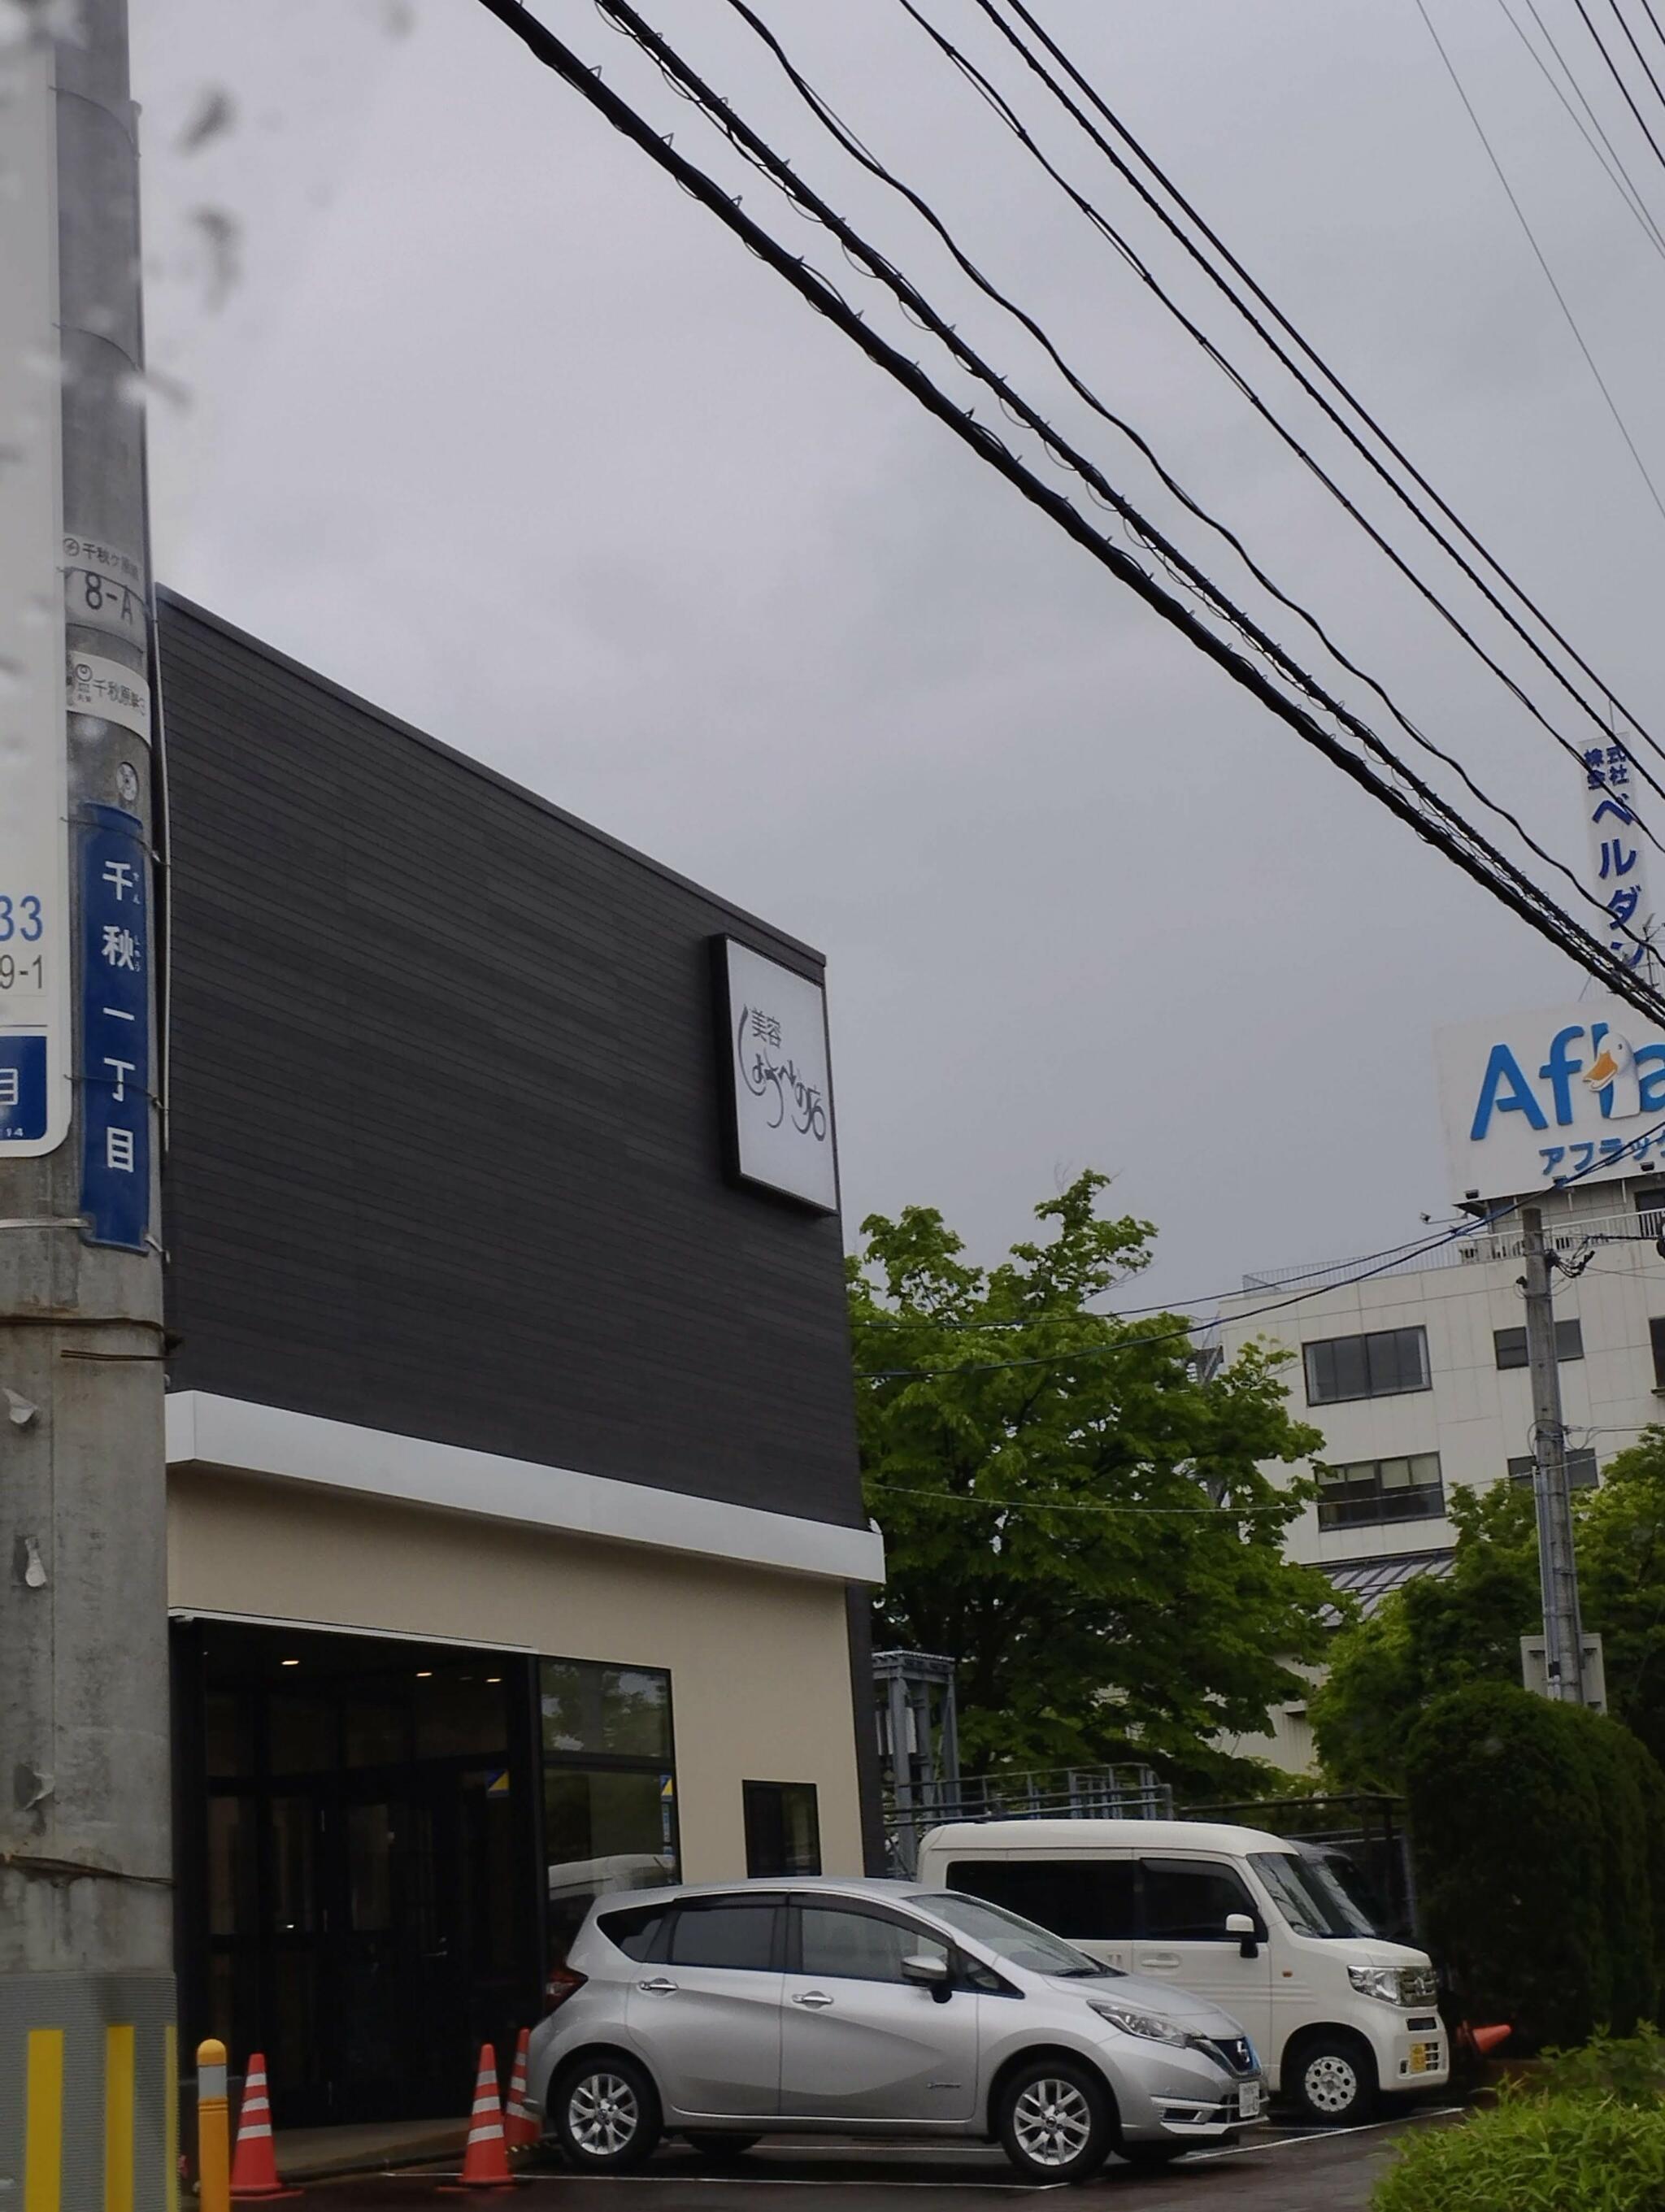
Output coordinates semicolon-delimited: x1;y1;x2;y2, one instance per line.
441;2045;523;2193
229;2054;300;2201
1469;2023;1513;2057
504;2030;539;2154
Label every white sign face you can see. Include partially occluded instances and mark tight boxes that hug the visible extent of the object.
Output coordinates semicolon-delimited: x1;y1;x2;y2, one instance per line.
68;653;151;739
1578;740;1655;971
718;938;838;1212
0;41;71;1155
1436;998;1665;1202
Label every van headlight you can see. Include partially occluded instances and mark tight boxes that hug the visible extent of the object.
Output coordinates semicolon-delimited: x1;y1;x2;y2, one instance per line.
1348;1966;1437;2006
1087;2000;1189;2046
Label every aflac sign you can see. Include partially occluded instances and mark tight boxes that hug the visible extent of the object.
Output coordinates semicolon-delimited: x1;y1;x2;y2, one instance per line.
1436;998;1665;1201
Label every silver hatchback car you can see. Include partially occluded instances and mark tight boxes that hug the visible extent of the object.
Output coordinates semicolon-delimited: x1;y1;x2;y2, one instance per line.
527;1877;1266;2184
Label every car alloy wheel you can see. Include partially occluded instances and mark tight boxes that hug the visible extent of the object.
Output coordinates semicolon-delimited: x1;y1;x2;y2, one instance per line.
1011;2077;1095;2169
567;2071;640;2158
1302;2051;1361;2118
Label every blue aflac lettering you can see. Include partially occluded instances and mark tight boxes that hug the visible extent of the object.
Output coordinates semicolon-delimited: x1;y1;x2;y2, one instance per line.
1471;1044;1550;1140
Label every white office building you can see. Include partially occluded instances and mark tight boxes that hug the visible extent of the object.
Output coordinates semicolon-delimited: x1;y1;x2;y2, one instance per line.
1215;997;1665;1771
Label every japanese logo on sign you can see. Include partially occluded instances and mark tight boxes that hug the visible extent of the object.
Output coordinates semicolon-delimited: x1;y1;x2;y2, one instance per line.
80;806;150;1250
0;39;71;1156
1436;997;1665;1202
1582;741;1654;972
713;937;838;1213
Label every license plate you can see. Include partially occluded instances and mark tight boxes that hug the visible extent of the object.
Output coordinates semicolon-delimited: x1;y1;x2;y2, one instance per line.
1238;2081;1264;2120
1409;2043;1437;2074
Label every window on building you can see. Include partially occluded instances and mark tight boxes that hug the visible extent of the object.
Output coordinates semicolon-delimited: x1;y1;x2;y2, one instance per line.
797;1904;948;1984
1493;1320;1584;1369
1315;1454;1445;1530
1507;1450;1601;1491
743;1780;821;1878
1303;1328;1430;1406
1651;1317;1665;1390
541;1656;677;1963
945;1857;1137;1942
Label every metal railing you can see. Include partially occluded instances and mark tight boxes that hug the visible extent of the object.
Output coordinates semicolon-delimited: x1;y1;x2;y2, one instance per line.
884;1762;1172;1876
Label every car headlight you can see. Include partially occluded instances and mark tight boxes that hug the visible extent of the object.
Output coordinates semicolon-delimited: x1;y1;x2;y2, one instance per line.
1349;1966;1438;2005
1086;1999;1189;2046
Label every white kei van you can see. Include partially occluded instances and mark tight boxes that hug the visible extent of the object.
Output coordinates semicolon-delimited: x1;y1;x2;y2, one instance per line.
916;1819;1448;2126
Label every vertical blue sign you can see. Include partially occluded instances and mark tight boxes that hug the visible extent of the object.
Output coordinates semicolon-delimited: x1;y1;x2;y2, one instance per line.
80;804;149;1251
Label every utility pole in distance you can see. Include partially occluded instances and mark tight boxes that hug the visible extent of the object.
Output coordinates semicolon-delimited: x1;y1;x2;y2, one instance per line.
1519;1206;1589;1706
0;4;175;2202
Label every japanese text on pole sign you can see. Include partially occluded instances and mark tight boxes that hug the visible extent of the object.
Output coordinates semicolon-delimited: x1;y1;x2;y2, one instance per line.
716;938;838;1213
80;808;150;1251
1584;741;1653;970
0;39;72;1155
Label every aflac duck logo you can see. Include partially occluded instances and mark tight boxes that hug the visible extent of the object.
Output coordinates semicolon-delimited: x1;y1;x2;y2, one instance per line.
1470;1019;1665;1139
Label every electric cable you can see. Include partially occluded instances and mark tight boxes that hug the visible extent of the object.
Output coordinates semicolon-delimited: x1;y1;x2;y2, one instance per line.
471;0;1665;1028
702;0;1652;934
1496;0;1665;257
1573;0;1665;179
1412;0;1665;528
960;0;1665;798
1599;0;1665;133
590;0;1660;957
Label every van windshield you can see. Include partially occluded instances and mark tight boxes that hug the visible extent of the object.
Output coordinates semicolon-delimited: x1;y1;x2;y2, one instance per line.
915;1890;1122;1978
1249;1851;1376;1939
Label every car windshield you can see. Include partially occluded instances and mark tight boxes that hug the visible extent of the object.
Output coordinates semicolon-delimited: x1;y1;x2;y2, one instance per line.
1249;1850;1376;1939
912;1890;1121;1978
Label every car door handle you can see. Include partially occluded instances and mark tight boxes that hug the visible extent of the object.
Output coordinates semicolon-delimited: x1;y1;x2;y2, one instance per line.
793;1990;835;2009
1141;1953;1182;1970
637;1977;679;1993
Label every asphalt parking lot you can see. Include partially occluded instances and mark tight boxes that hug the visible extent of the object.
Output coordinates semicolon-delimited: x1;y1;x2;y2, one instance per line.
303;2106;1463;2210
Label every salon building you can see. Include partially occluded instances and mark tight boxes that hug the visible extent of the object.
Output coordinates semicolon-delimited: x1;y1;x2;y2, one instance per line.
154;593;883;2124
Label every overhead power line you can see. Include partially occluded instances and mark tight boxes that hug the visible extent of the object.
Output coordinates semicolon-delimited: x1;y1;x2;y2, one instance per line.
1574;0;1665;180
472;1;1665;1024
952;0;1665;805
705;0;1647;933
592;0;1657;958
1495;0;1665;259
1412;0;1665;528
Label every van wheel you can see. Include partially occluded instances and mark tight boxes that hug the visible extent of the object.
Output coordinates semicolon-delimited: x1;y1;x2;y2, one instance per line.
555;2054;662;2173
1285;2032;1377;2126
997;2058;1114;2184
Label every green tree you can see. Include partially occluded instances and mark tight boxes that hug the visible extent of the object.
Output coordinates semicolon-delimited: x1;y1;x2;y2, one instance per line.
850;1171;1333;1785
1311;1429;1665;1787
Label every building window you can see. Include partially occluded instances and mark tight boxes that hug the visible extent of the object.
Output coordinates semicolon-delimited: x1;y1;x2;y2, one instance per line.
1493;1320;1583;1369
1507;1451;1600;1491
1303;1328;1429;1406
541;1657;677;1963
1316;1453;1445;1530
743;1780;821;1877
1651;1317;1665;1390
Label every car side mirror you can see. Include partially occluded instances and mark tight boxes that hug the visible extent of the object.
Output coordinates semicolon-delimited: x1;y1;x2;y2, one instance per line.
1225;1912;1259;1959
902;1953;951;2001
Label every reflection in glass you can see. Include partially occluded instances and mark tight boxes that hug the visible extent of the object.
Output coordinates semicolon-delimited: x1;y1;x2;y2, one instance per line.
540;1660;670;1758
544;1766;676;1962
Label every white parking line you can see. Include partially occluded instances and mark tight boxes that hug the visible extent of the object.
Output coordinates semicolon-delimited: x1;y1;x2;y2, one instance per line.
1184;2106;1466;2162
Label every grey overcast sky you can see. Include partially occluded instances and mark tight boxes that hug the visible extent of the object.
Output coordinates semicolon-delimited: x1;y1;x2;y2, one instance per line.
127;0;1665;1308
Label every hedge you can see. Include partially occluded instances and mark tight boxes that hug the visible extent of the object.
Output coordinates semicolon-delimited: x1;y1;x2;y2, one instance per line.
1403;1683;1665;2046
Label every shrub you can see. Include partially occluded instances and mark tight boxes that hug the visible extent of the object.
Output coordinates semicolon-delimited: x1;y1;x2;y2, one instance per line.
1532;2025;1665;2104
1372;2092;1665;2212
1404;1683;1614;2045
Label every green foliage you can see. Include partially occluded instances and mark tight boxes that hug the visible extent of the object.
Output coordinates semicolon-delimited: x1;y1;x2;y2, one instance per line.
1403;1682;1664;2045
850;1171;1334;1782
1312;1431;1665;1791
1532;2025;1665;2105
1372;2090;1665;2212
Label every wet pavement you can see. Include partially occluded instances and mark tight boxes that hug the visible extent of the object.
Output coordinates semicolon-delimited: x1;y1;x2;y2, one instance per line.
296;2105;1463;2210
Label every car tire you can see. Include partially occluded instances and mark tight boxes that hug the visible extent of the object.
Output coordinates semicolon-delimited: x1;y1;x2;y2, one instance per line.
554;2053;663;2174
996;2058;1115;2184
1284;2032;1378;2127
684;2132;761;2163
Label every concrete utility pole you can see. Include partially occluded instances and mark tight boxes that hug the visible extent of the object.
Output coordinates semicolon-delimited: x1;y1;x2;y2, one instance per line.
0;4;175;2204
1519;1206;1589;1706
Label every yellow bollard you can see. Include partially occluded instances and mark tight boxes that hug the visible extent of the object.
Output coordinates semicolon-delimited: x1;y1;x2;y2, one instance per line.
195;2041;230;2212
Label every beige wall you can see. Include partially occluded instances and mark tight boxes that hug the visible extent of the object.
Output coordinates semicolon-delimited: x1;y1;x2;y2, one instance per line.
167;1467;867;1881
